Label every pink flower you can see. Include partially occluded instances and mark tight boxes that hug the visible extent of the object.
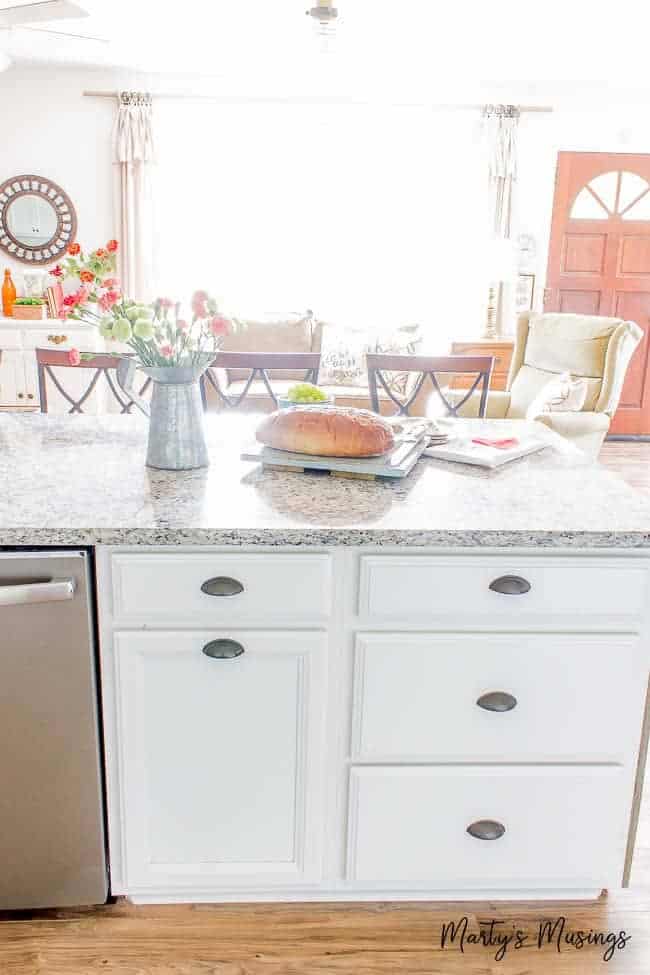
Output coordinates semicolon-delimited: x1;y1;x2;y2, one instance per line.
209;315;230;337
157;297;174;309
66;348;81;366
98;289;120;312
191;290;210;318
62;288;88;314
160;344;173;358
51;265;64;278
102;277;119;289
106;239;119;253
177;319;189;331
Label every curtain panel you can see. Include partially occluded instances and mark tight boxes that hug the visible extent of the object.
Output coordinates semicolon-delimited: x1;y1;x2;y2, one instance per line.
483;104;521;336
112;91;155;302
484;103;520;239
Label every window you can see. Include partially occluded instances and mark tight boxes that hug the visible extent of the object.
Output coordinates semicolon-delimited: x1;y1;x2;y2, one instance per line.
570;170;650;221
153;100;489;346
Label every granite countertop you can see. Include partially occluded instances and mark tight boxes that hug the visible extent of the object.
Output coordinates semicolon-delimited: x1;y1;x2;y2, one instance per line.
1;412;650;548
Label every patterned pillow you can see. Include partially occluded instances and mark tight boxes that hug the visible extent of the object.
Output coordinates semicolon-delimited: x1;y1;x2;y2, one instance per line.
320;323;422;390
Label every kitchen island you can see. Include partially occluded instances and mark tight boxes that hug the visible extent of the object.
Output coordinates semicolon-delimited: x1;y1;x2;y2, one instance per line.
3;412;650;904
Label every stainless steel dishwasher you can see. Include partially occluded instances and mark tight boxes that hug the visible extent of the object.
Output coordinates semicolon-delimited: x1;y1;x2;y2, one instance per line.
0;550;108;909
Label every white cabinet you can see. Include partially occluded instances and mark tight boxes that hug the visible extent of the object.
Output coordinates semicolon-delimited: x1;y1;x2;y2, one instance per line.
0;349;34;408
113;630;326;894
0;316;107;413
98;546;650;904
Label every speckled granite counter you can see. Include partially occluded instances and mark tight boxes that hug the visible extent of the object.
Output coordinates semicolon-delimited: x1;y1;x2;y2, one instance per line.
1;413;650;548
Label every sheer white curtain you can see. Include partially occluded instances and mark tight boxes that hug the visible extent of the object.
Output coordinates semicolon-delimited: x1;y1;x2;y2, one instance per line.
484;104;519;237
153;100;488;348
112;91;155;302
483;104;520;334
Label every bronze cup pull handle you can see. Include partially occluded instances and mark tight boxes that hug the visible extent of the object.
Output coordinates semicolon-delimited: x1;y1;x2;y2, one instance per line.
200;576;245;597
202;639;245;660
489;575;531;596
467;820;506;841
476;691;518;713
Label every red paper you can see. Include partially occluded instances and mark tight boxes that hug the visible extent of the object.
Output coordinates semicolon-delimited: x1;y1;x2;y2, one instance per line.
471;437;520;450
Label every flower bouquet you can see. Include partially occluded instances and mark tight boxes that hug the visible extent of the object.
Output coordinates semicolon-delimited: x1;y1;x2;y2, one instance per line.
56;240;230;367
56;239;231;471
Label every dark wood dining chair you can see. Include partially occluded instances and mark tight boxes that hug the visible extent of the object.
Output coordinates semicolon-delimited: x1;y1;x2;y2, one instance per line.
201;351;321;410
366;353;495;418
36;349;151;414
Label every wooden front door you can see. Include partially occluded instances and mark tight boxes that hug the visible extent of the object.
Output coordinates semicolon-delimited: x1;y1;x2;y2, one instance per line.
545;152;650;435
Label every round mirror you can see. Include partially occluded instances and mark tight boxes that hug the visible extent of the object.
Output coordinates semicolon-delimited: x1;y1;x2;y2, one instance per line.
0;174;77;265
6;194;59;247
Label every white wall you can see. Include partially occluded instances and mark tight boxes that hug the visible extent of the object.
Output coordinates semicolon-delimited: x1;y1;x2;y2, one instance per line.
0;64;129;291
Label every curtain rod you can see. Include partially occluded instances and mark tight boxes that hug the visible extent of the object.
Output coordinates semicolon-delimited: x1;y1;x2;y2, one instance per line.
82;90;553;112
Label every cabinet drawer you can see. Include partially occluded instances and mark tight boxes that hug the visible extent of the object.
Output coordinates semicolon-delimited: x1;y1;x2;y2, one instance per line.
352;633;645;762
22;328;101;351
359;555;650;627
347;766;626;888
111;552;332;625
115;630;325;889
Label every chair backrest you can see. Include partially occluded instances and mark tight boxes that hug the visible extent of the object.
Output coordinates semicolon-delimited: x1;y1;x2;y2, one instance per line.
219;314;323;381
201;351;322;409
366;353;495;417
36;349;150;414
506;312;644;418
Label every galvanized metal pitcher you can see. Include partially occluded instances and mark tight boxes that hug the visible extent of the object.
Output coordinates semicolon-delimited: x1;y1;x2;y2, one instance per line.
116;357;211;470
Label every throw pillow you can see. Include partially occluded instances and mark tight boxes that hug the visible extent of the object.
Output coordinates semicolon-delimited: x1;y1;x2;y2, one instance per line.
525;372;588;419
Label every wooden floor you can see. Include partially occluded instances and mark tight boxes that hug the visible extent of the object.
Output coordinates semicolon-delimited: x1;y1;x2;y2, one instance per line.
599;441;650;494
3;894;650;974
3;441;650;975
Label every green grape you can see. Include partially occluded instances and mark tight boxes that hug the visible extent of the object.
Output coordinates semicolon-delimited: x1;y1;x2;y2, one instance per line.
287;382;327;403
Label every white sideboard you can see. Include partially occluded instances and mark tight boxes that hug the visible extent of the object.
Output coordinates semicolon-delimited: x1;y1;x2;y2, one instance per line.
0;316;113;412
97;545;650;904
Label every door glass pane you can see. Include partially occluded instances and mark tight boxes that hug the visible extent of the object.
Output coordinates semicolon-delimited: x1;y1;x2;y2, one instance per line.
571;188;609;219
622;190;650;221
618;172;650;212
588;171;618;211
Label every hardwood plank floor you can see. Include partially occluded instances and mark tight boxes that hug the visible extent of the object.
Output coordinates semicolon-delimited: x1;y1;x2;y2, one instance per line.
2;441;650;975
599;441;650;494
2;893;650;974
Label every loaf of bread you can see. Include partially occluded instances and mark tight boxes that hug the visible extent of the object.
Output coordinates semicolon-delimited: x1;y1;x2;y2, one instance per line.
256;407;394;458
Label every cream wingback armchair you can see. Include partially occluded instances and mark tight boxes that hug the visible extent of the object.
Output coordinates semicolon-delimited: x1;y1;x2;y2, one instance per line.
455;312;643;457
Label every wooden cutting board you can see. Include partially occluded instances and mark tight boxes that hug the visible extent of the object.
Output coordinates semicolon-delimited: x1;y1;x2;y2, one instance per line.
241;433;429;479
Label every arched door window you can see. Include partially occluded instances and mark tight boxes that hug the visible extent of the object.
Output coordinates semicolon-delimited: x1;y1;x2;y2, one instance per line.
570;170;650;220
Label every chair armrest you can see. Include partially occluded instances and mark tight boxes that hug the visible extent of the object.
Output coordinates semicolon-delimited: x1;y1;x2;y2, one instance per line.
535;411;610;459
448;389;511;418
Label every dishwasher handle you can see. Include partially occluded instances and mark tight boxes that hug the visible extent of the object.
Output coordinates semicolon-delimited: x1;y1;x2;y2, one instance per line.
0;578;76;607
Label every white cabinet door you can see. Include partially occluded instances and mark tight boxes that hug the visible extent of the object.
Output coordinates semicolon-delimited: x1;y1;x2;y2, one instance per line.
0;349;29;408
114;630;326;894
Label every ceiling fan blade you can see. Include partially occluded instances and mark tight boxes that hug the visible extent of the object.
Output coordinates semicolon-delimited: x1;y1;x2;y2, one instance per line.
21;25;108;42
0;1;88;28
